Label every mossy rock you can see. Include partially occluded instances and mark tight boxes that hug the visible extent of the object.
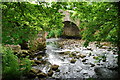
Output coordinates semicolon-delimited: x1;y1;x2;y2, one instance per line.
69;54;73;57
51;65;59;71
93;56;99;59
32;63;38;66
20;53;27;57
71;53;76;56
70;59;76;63
64;51;71;54
37;56;42;60
47;70;53;76
41;60;47;64
56;69;60;72
30;68;41;74
75;56;80;59
37;72;47;78
78;54;86;58
34;60;42;64
20;50;29;54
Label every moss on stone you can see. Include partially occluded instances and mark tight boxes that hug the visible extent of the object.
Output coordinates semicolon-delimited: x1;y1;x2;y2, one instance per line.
70;59;76;63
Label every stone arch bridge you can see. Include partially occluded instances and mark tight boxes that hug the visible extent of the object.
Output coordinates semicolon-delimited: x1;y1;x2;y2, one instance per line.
59;9;81;38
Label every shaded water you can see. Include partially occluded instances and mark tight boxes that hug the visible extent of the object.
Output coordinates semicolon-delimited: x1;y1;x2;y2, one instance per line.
34;38;118;79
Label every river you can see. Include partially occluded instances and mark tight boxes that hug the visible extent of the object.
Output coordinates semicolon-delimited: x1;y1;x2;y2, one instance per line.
33;38;118;79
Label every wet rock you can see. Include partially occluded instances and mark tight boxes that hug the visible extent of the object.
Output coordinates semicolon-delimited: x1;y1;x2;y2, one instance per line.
70;59;76;63
93;56;99;59
75;56;80;59
88;53;92;57
20;53;27;57
51;65;59;71
78;54;86;58
20;50;29;54
32;63;38;66
90;63;95;67
37;55;42;60
71;53;76;56
30;68;41;74
69;54;74;57
34;60;42;64
102;59;106;62
64;51;71;54
37;72;47;78
82;59;87;62
41;60;47;64
56;69;60;72
75;51;80;53
101;46;109;49
47;70;53;76
87;47;93;51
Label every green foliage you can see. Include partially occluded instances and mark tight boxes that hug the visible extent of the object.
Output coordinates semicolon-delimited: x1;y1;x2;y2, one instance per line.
69;2;118;45
2;2;63;45
20;58;32;74
2;46;31;80
2;46;20;79
47;29;62;38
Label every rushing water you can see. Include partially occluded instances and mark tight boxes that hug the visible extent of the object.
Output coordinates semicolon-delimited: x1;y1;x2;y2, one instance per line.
34;38;118;79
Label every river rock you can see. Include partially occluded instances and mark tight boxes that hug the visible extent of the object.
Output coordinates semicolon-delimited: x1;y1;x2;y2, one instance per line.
30;68;41;74
37;72;47;78
41;60;47;64
20;50;29;54
78;54;86;58
71;53;76;56
34;60;42;64
51;65;59;71
56;69;60;72
37;55;42;60
90;63;95;67
47;70;53;76
82;59;87;62
64;51;71;55
70;59;76;63
32;63;38;66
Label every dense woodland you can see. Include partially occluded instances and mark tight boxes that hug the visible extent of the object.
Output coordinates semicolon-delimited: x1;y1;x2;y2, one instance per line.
1;1;120;80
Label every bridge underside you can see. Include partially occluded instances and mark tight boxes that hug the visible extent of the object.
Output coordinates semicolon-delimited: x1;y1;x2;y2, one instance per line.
61;21;81;39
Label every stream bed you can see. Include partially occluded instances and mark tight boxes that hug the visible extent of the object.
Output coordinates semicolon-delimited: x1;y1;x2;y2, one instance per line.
32;38;118;79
